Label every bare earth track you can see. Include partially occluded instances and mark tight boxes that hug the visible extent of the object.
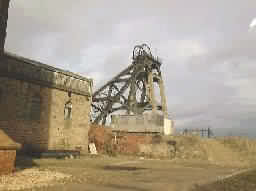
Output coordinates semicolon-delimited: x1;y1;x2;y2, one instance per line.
1;136;255;191
6;155;243;191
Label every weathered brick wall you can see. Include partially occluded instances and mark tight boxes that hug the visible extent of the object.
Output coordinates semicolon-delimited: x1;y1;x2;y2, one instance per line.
0;77;50;151
0;150;16;175
0;77;91;153
88;125;113;154
89;125;153;155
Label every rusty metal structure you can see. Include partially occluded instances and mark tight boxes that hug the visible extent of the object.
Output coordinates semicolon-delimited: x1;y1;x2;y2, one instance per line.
91;44;168;125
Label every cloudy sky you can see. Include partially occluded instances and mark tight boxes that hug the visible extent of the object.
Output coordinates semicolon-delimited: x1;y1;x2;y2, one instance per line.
5;0;256;129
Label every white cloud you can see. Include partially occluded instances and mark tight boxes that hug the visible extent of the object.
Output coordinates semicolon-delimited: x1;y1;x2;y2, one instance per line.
87;71;105;88
176;40;207;58
249;18;256;30
6;0;256;130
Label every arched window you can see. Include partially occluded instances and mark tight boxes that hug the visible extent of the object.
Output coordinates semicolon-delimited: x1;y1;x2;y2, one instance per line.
64;92;72;120
30;94;41;121
0;88;2;104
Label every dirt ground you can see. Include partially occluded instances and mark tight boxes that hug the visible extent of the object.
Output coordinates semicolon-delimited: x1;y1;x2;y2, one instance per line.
12;155;245;191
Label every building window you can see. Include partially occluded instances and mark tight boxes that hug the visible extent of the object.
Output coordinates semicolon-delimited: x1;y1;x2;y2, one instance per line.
64;92;72;120
0;88;2;104
64;101;72;120
30;94;41;121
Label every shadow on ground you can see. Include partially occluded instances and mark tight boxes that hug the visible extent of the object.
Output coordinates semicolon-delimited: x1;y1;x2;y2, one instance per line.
103;165;147;171
15;154;38;171
103;183;149;191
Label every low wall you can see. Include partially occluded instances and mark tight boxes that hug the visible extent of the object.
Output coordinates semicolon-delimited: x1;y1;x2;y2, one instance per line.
88;125;176;158
89;125;153;154
0;150;16;175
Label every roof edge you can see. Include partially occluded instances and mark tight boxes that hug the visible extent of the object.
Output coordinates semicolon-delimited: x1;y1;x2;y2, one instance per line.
4;51;92;83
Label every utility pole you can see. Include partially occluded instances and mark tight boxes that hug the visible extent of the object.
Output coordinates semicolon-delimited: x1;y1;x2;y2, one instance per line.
0;0;10;55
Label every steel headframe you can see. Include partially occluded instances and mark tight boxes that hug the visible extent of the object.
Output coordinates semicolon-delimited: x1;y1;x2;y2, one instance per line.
91;44;167;125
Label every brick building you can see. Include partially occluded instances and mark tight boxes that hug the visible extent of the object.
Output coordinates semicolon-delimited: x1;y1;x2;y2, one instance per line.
0;0;93;153
0;53;93;153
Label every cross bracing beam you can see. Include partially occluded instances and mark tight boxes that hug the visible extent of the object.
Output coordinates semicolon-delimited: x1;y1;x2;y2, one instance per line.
91;44;168;125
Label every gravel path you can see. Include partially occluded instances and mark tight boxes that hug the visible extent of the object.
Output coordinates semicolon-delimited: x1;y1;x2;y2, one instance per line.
0;168;72;191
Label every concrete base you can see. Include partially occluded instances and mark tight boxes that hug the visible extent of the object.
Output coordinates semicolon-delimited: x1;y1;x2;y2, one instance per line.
163;118;175;135
111;114;175;135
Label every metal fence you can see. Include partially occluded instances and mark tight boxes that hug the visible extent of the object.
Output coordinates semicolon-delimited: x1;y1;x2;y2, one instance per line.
182;128;214;138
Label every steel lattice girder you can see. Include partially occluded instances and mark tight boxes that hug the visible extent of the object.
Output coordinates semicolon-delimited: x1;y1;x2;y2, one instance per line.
91;44;165;125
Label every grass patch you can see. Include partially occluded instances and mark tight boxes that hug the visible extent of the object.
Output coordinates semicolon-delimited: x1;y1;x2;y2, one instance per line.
191;169;256;191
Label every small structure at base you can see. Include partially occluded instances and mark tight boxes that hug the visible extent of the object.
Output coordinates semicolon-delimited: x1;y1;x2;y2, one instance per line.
163;118;175;135
111;113;175;135
88;143;98;155
0;130;21;175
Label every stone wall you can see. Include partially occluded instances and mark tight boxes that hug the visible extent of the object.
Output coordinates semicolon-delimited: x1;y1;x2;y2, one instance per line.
47;88;91;152
0;76;91;153
0;150;16;175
